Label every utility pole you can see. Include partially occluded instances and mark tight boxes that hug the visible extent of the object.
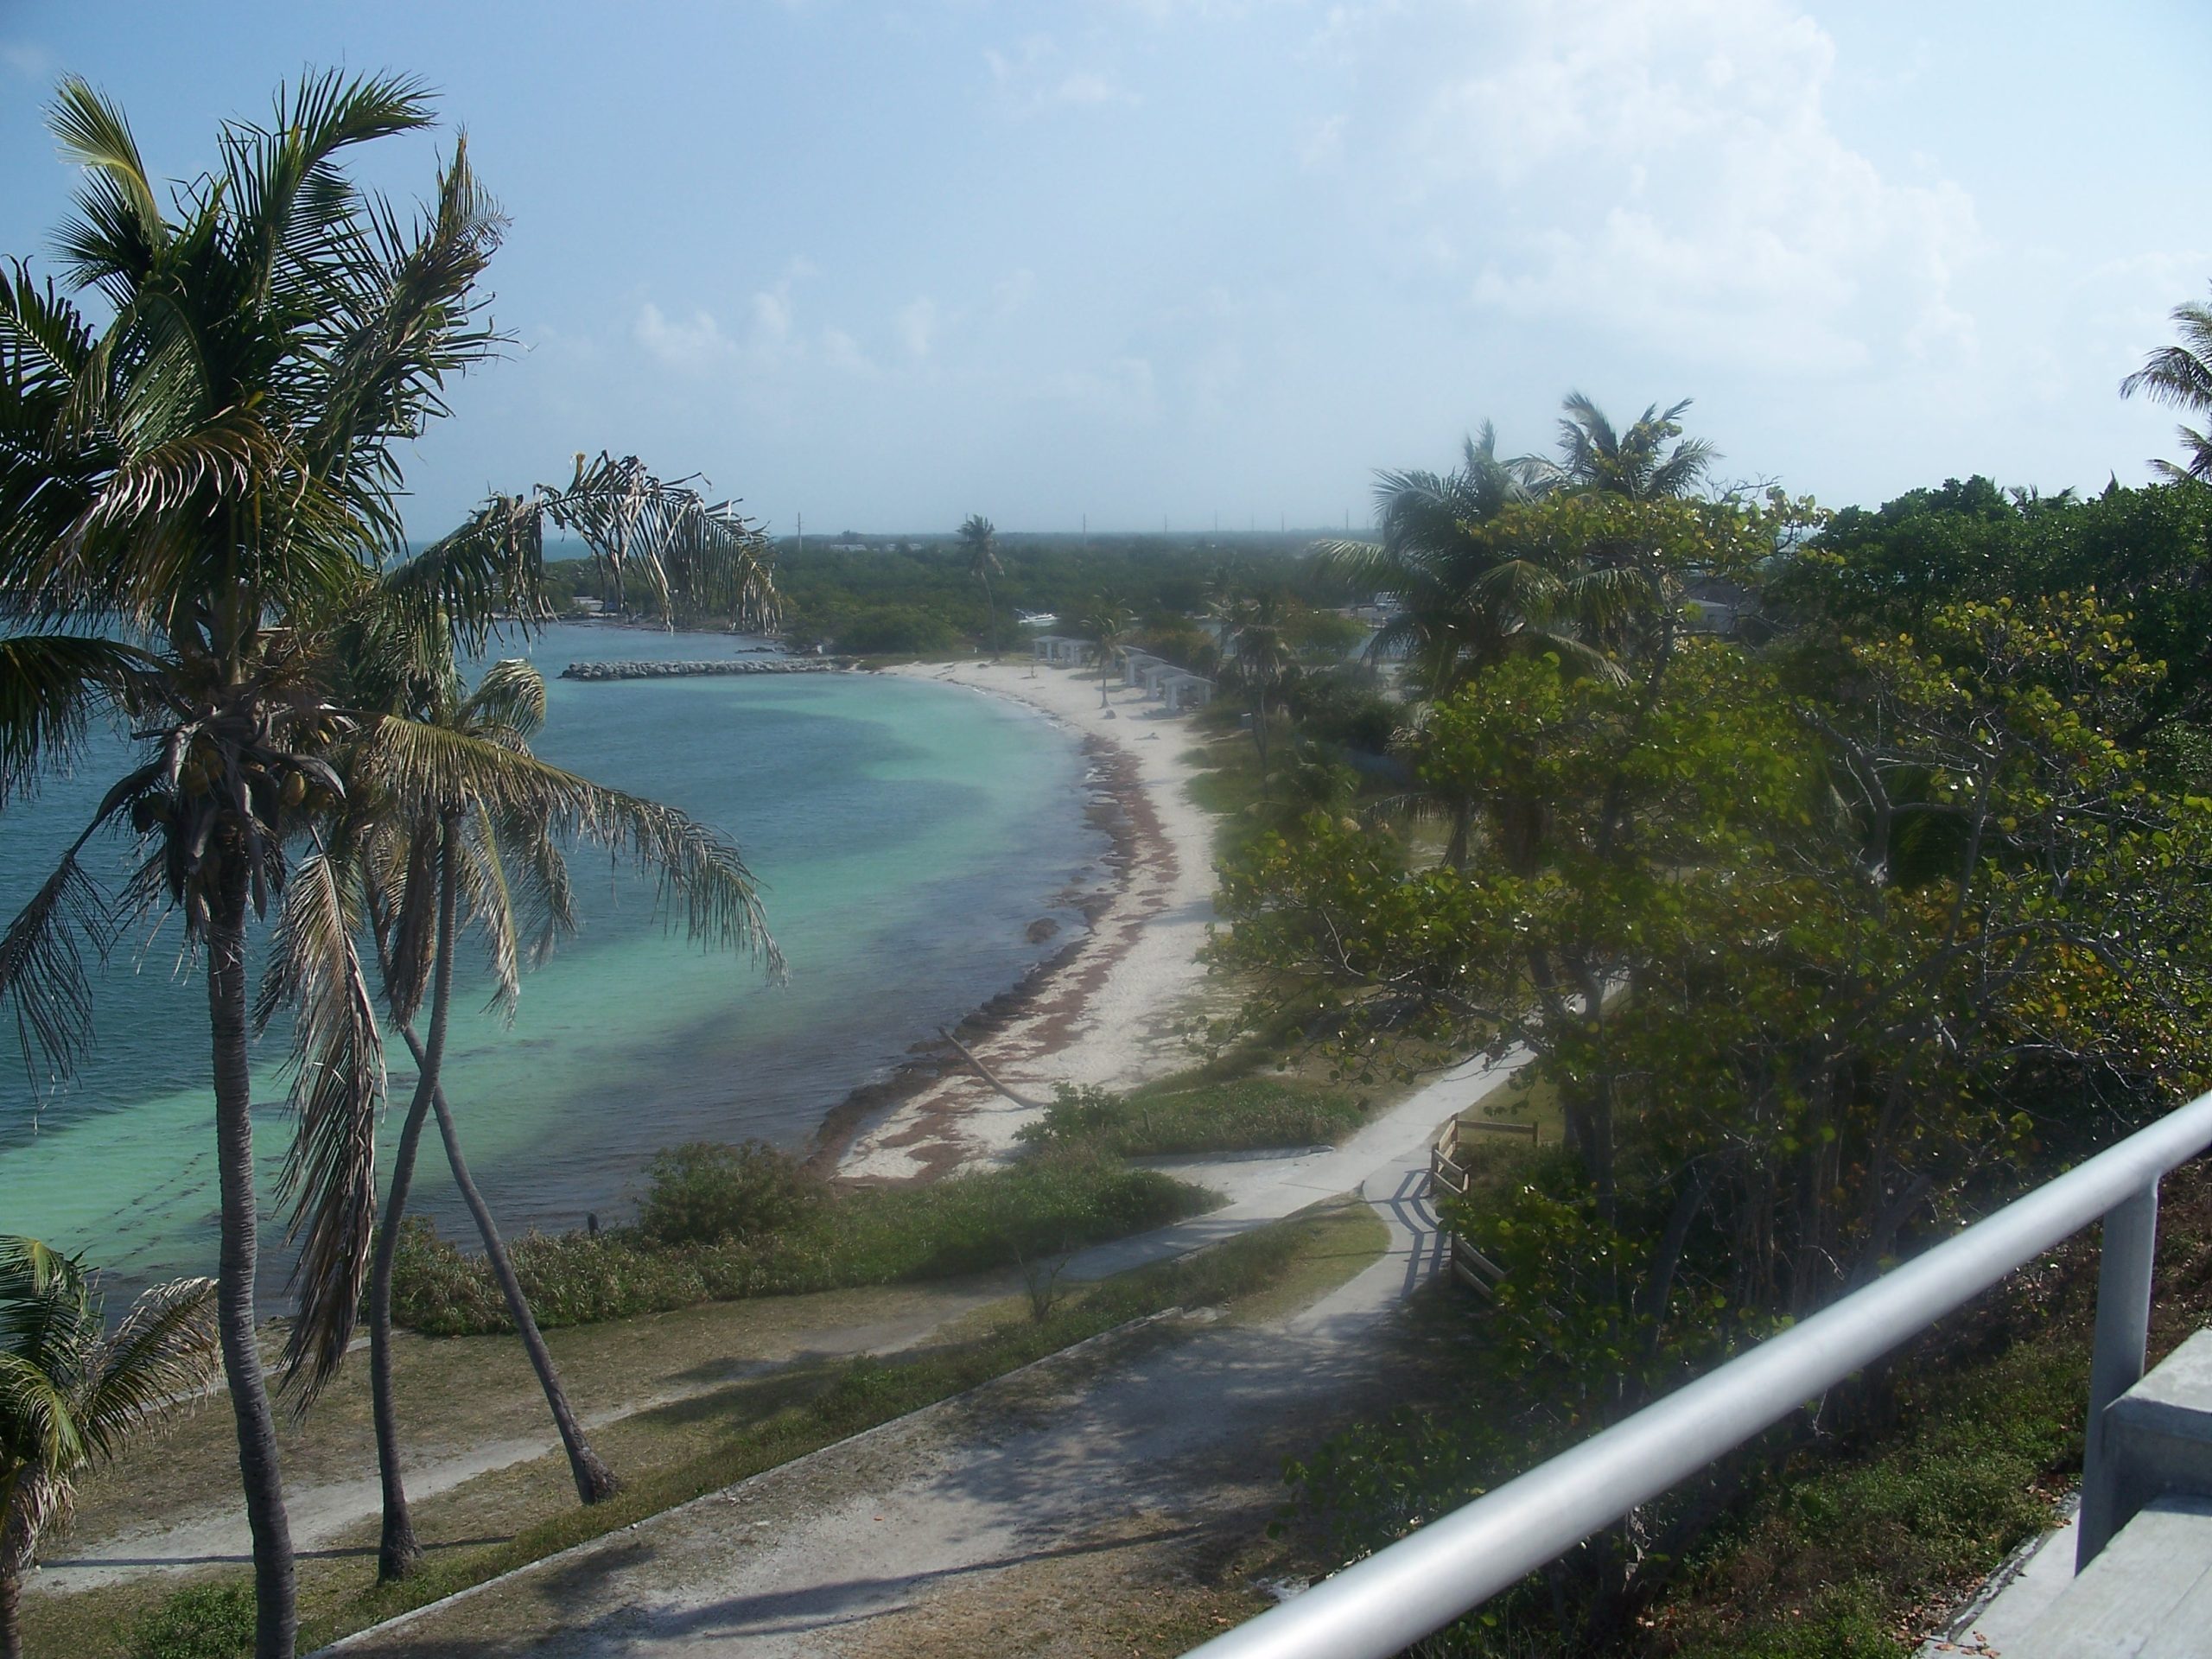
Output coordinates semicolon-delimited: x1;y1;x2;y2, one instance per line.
796;511;804;556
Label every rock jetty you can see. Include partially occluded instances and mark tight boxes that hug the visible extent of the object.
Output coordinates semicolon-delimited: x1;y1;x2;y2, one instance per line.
559;658;848;682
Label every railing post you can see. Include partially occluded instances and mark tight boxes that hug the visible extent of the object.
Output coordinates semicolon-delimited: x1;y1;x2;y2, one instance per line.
2077;1179;2159;1570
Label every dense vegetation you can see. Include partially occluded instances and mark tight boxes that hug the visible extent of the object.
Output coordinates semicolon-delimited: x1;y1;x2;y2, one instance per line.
1208;399;2212;1649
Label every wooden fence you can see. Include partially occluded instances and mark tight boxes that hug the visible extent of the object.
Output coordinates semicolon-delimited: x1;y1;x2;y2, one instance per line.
1427;1115;1538;1298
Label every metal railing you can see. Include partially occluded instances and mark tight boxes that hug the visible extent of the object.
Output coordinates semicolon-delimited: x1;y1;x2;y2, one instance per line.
1181;1088;2212;1659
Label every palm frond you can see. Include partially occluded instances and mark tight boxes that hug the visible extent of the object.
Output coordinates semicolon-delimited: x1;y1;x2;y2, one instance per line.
79;1274;217;1459
46;79;167;298
0;635;156;805
378;493;543;652
461;658;547;743
266;847;383;1401
458;812;523;1016
0;849;115;1086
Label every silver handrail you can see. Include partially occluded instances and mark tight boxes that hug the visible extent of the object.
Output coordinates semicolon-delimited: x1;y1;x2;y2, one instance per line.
1182;1087;2212;1659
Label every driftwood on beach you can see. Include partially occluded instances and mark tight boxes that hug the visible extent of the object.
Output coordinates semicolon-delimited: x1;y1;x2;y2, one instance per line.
559;658;848;681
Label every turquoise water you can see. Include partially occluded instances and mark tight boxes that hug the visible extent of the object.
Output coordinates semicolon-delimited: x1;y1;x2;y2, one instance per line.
0;627;1102;1294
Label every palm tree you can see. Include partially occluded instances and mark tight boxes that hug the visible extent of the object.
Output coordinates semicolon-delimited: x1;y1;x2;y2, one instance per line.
0;1239;219;1659
1519;393;1717;499
2121;286;2212;482
0;76;509;1657
959;515;1002;658
0;79;780;1646
1077;598;1132;709
1220;594;1299;801
1317;423;1547;700
309;645;779;1579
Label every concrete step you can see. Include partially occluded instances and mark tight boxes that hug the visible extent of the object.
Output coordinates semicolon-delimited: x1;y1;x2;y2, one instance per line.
2005;1493;2212;1658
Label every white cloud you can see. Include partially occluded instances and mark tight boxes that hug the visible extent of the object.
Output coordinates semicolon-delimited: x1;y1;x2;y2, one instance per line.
1324;0;1984;376
823;327;877;375
632;302;736;372
984;35;1135;116
896;296;938;359
750;287;793;346
2;41;56;82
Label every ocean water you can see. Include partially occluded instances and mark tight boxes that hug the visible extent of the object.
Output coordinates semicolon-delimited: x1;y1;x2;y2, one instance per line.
0;626;1103;1295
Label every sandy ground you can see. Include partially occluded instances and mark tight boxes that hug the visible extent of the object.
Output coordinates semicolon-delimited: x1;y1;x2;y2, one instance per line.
837;658;1225;1181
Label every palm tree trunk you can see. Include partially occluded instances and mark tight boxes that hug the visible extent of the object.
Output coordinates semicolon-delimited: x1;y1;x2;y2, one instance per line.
369;813;462;1581
981;571;999;661
0;1567;18;1659
366;1086;434;1581
416;1050;619;1503
207;871;297;1659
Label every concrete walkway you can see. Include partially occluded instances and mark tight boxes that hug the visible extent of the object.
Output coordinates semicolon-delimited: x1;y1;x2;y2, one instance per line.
319;1054;1529;1656
1067;1046;1531;1281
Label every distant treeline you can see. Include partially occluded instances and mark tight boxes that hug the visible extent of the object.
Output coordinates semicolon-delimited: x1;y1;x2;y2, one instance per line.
543;531;1363;656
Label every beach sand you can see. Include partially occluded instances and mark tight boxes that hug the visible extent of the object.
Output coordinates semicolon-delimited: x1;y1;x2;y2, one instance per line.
833;655;1226;1180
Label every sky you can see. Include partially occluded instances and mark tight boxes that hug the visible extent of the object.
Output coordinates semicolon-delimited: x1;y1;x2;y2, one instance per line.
1;0;2205;538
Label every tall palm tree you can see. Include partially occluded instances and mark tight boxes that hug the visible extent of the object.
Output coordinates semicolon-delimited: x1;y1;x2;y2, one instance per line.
2121;285;2212;482
0;1239;219;1659
307;641;779;1580
1077;598;1132;709
1519;393;1717;499
1317;423;1548;700
0;76;508;1657
958;514;1002;658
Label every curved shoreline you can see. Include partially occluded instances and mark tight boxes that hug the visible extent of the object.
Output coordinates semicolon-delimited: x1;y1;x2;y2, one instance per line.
817;658;1224;1182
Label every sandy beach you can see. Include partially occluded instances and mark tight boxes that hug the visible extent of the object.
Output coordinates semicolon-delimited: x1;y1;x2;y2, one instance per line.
833;654;1226;1180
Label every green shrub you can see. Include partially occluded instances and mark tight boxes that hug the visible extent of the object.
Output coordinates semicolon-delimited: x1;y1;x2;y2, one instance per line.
636;1140;819;1246
836;603;957;655
391;1147;1212;1336
1019;1079;1368;1157
129;1583;256;1659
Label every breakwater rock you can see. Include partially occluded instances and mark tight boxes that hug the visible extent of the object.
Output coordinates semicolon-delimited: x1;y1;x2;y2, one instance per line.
559;658;849;682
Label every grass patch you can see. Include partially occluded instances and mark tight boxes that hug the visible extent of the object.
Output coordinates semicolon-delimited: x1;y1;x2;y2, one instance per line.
393;1147;1213;1337
1020;1078;1371;1158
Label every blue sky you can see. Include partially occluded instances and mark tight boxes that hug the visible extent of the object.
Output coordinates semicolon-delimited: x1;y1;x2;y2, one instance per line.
2;0;2205;537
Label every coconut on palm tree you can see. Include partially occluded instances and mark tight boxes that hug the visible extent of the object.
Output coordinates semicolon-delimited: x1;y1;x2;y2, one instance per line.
959;514;1002;658
0;1239;219;1659
0;75;509;1657
2121;285;2212;482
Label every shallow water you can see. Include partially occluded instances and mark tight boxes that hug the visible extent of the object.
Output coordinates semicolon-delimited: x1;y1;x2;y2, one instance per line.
0;626;1103;1294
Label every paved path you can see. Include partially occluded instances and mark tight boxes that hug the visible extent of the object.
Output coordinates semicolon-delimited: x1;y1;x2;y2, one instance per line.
320;1052;1528;1657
